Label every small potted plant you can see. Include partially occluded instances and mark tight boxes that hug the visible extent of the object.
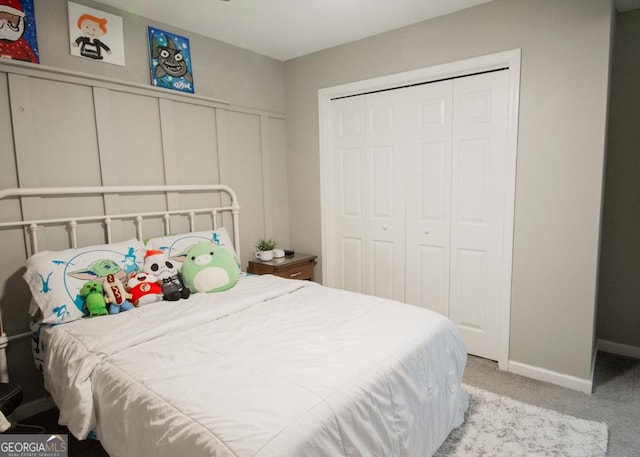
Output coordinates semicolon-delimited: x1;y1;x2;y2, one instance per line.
255;237;277;261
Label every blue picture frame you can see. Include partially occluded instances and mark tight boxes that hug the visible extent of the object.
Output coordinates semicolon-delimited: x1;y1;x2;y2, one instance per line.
148;27;194;94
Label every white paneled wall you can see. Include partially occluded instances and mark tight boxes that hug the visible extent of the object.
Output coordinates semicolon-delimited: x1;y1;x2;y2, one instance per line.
0;60;289;402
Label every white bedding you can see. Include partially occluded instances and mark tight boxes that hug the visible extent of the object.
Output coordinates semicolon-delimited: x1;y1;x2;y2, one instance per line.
40;274;468;457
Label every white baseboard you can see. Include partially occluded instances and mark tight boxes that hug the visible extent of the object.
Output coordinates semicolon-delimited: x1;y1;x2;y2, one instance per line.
508;360;593;394
598;339;640;359
13;396;55;422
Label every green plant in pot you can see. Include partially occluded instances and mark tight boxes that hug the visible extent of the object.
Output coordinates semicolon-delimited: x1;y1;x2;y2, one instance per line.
255;238;277;261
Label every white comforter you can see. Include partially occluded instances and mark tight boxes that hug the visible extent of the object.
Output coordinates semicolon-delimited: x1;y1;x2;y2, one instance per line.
41;275;468;457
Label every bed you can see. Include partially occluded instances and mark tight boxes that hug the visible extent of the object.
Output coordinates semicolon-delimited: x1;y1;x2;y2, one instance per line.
0;185;468;457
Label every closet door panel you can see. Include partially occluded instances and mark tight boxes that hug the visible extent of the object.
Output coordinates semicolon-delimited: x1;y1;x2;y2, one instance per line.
414;245;447;315
340;146;365;293
372;240;396;299
458;139;490;225
419;143;447;220
454;248;488;327
330;97;366;293
450;71;509;361
370;145;395;218
365;91;406;301
342;237;363;293
405;81;453;313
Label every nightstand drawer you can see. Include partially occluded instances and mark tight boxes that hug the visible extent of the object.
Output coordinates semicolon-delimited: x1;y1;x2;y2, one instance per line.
273;263;314;281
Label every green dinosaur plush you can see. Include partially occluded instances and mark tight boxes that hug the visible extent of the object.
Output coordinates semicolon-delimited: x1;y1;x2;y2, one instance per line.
182;242;239;293
79;281;108;317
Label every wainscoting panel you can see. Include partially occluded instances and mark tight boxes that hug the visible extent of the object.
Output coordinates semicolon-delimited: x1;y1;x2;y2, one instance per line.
0;60;288;405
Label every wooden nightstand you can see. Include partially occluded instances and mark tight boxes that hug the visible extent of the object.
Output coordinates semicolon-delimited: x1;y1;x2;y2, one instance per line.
247;253;317;281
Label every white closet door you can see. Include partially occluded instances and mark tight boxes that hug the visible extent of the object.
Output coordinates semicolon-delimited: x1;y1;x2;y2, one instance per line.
328;69;511;361
330;96;366;293
405;80;453;315
329;91;406;300
449;71;509;361
364;90;406;301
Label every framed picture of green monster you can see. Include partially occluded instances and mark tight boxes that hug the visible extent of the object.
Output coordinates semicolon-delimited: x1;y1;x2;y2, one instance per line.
148;27;194;94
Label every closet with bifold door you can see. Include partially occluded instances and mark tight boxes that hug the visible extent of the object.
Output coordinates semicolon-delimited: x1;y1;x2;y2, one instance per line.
328;69;510;361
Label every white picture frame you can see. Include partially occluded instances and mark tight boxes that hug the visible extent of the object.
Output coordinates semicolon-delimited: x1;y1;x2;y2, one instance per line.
68;1;125;66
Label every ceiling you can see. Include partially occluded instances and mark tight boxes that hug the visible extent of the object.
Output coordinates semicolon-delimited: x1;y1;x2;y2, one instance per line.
95;0;493;61
92;0;640;62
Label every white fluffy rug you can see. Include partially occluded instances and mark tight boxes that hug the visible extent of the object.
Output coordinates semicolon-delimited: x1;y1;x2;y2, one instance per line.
435;384;608;456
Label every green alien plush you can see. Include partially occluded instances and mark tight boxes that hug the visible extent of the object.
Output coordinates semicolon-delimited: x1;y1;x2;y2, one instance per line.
181;242;239;293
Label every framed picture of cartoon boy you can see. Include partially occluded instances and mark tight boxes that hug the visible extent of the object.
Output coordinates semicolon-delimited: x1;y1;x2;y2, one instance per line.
68;1;125;66
0;0;39;63
148;27;194;94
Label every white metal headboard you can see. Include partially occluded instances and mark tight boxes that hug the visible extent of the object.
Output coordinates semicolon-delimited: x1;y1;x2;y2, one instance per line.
0;184;240;385
0;184;241;257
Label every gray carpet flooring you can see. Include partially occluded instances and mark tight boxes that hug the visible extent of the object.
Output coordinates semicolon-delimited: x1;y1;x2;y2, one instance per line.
10;351;640;456
463;351;640;457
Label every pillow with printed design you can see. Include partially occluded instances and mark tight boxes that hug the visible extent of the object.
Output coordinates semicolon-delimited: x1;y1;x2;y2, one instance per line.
145;228;240;273
23;238;146;324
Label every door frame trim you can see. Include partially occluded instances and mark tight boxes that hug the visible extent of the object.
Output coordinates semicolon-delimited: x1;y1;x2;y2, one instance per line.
318;49;521;370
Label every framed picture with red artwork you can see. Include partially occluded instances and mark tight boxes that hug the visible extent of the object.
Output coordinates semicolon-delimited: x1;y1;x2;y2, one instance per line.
0;0;39;63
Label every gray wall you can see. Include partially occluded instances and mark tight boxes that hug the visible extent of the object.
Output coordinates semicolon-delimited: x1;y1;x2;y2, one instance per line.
284;0;613;380
34;0;285;113
1;0;289;405
598;9;640;349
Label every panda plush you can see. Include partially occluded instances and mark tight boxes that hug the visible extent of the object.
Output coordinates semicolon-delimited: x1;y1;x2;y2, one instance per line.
143;250;191;301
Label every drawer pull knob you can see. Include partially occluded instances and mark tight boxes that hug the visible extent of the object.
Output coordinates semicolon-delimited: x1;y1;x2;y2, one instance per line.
289;272;302;277
382;225;388;231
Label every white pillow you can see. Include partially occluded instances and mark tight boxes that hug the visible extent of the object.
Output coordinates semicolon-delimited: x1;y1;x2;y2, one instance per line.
145;228;240;271
23;238;146;324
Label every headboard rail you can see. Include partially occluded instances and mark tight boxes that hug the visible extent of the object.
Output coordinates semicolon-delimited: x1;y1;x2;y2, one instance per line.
0;184;241;257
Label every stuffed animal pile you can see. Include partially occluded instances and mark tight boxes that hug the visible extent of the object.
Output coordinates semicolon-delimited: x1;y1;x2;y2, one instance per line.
80;242;239;318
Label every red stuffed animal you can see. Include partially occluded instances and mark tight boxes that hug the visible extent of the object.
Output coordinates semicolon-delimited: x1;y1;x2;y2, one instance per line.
126;271;163;307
